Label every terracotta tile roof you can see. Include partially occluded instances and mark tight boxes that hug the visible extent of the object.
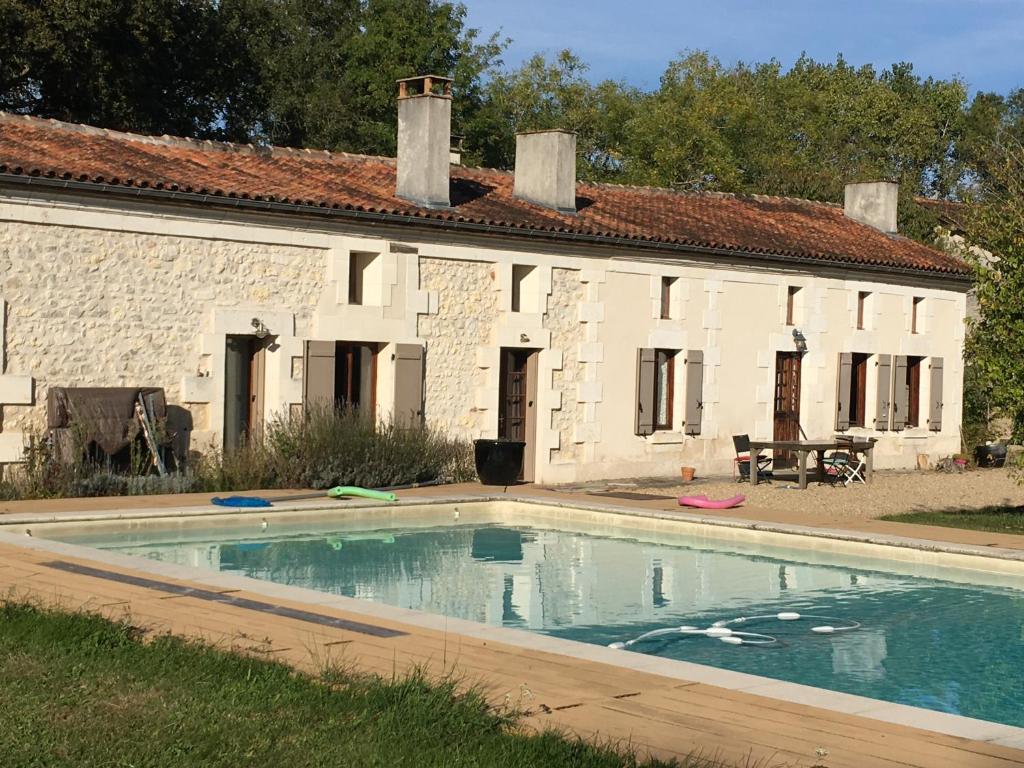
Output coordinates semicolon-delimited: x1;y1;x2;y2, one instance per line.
0;113;969;277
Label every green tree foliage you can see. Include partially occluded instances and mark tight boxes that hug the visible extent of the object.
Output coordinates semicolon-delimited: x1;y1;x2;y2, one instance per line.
620;53;969;201
0;0;266;138
0;0;504;153
963;139;1024;438
466;50;641;177
0;1;1020;217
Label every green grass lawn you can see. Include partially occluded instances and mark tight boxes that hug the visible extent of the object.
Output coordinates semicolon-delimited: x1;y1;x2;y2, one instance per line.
880;506;1024;534
0;601;718;768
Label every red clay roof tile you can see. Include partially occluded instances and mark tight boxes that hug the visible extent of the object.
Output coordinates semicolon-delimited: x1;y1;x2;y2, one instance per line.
0;113;969;276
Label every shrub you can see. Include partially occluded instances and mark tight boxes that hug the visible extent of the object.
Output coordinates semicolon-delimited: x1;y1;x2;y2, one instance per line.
1;407;475;500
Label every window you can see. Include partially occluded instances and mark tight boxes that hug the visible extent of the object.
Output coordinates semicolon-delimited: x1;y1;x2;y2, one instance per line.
511;264;536;313
857;291;870;330
911;297;923;334
348;252;378;305
848;353;869;427
786;286;800;326
304;340;378;415
654;349;675;430
906;356;923;427
660;277;677;320
335;343;377;411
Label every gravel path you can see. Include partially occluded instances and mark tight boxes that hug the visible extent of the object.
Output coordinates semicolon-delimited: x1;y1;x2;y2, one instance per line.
636;467;1024;522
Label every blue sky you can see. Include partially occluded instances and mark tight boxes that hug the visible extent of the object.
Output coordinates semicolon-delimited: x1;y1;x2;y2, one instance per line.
464;0;1024;95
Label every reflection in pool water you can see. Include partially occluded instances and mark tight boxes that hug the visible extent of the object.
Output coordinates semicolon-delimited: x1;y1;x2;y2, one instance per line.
52;519;1024;727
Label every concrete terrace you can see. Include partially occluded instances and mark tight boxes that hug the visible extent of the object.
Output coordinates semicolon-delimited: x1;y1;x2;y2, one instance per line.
2;484;1024;768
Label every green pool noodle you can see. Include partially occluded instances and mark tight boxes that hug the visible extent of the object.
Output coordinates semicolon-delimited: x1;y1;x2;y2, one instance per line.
325;486;397;502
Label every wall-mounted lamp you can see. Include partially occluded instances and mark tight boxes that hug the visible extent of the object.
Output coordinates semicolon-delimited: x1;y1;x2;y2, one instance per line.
519;333;530;343
792;328;808;353
251;317;271;340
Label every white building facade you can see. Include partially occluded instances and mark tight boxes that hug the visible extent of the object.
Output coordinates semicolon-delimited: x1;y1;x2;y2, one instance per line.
0;78;970;483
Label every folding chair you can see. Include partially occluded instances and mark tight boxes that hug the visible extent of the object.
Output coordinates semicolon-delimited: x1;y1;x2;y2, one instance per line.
732;434;773;482
820;450;866;486
843;451;867;485
819;451;850;486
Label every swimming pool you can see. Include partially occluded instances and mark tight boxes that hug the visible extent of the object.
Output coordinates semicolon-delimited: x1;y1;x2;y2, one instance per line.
36;501;1024;728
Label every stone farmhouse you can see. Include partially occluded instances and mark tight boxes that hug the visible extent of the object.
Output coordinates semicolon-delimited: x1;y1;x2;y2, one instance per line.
0;76;969;483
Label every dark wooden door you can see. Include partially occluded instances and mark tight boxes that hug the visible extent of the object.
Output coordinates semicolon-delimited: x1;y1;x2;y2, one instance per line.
498;349;538;481
773;352;802;465
224;335;265;451
499;350;530;441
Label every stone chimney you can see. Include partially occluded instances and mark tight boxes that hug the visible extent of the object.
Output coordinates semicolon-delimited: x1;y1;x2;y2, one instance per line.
513;130;577;214
396;75;452;208
844;181;899;234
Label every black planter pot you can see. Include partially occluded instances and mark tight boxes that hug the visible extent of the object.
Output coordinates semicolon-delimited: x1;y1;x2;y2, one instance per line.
474;439;526;485
975;443;1008;468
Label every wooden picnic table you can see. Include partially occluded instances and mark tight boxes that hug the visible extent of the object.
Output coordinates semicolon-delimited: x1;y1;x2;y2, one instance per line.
748;439;876;489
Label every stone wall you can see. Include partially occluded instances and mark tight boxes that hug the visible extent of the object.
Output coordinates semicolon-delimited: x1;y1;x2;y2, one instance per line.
546;267;584;463
417;256;497;438
0;221;325;433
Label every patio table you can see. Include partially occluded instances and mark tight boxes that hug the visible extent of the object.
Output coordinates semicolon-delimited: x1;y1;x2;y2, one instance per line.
748;439;876;489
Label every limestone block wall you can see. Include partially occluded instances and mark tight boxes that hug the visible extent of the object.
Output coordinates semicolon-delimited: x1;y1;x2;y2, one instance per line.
417;256;497;438
546;267;584;465
0;219;325;445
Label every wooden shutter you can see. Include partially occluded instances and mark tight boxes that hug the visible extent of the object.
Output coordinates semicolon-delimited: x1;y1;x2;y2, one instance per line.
683;350;704;436
928;357;944;432
874;354;892;430
303;341;336;411
835;352;852;431
635;348;656;436
891;355;908;431
393;344;424;427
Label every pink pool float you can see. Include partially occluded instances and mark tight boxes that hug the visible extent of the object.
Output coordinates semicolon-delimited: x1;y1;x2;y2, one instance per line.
678;494;746;510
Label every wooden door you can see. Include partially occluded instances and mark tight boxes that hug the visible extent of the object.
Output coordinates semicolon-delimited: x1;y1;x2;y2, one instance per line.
498;349;538;481
773;352;802;465
224;335;265;451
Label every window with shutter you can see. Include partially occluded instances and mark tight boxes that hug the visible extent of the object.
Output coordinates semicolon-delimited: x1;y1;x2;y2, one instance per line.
303;341;336;411
849;354;869;427
928;357;944;431
906;356;923;428
835;352;852;430
874;354;892;429
891;356;909;431
635;348;656;436
654;350;675;429
683;350;704;436
393;344;425;427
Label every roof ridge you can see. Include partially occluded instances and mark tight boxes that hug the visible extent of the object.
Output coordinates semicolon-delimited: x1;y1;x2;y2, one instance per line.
0;111;396;165
581;178;842;209
2;111;849;206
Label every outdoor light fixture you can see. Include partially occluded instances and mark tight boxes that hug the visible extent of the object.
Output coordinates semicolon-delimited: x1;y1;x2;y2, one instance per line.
792;328;808;353
251;317;271;339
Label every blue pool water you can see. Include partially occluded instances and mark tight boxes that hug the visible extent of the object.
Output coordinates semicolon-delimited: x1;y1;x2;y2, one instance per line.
51;514;1024;727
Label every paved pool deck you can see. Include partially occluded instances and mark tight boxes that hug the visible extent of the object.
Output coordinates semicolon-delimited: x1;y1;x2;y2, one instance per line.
2;483;1024;767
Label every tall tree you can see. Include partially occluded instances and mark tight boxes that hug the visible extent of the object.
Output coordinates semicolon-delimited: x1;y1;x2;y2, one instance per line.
465;50;641;177
0;0;265;139
963;139;1024;438
0;0;504;151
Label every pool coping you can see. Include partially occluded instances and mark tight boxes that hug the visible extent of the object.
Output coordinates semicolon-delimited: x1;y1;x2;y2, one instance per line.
3;492;1024;750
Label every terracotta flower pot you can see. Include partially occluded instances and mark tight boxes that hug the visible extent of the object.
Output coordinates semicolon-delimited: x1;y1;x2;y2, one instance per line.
680;466;696;483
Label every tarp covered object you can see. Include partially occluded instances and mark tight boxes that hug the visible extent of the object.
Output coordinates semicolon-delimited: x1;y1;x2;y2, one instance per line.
47;387;167;455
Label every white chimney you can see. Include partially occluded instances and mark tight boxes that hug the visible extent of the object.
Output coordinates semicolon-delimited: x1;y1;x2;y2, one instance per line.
514;130;577;213
396;75;451;208
844;181;899;234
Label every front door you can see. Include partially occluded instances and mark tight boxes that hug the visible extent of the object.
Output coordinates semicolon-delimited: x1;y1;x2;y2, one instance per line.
498;348;538;481
773;351;802;465
224;335;266;451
